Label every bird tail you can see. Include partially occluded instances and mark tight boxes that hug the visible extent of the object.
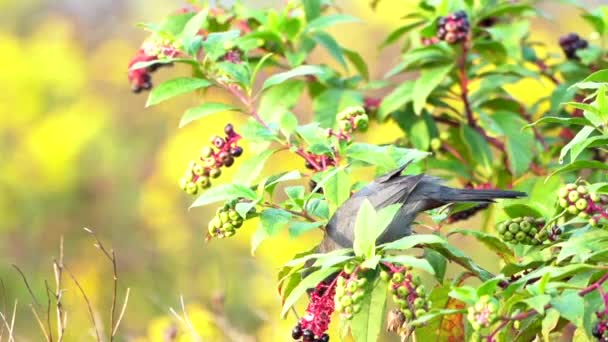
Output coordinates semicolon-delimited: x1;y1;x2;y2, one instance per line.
439;188;526;203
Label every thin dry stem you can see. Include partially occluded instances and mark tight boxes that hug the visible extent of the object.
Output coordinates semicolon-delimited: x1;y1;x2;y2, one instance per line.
11;264;40;307
65;265;102;342
0;300;17;342
54;236;65;341
45;282;54;342
111;288;130;336
30;304;51;342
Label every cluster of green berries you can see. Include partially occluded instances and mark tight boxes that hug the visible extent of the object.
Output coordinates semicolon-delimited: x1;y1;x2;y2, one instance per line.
557;183;607;228
179;124;243;195
334;263;367;319
382;267;429;324
206;200;253;239
335;106;369;134
496;216;550;245
467;295;499;331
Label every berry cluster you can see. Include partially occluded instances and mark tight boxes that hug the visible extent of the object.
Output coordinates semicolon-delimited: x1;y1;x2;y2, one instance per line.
559;33;589;60
497;217;550;245
437;11;470;44
335;106;369;133
291;281;333;342
207;200;252;239
557;183;607;228
383;267;430;324
179;124;243;195
593;310;608;341
128;41;179;93
467;295;499;331
334;264;367;319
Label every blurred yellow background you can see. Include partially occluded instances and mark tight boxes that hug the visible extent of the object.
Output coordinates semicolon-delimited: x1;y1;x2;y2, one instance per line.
0;0;599;340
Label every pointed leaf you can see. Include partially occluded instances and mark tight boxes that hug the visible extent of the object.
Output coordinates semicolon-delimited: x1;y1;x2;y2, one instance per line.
146;77;211;107
179;102;239;127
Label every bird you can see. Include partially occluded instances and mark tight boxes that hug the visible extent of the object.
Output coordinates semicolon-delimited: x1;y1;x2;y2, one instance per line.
317;161;526;253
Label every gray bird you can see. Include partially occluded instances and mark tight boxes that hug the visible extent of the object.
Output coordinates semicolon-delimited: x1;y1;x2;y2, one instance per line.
317;162;526;253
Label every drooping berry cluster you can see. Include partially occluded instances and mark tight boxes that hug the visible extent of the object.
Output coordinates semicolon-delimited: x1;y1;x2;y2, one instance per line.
291;281;333;342
557;183;607;228
382;266;430;325
497;216;550;245
467;295;499;331
128;41;180;93
335;106;369;133
593;310;608;341
334;264;367;319
179;124;243;195
207;200;252;239
559;33;589;60
437;11;470;44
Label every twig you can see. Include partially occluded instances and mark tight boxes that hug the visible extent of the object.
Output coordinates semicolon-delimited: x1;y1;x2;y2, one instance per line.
65;265;102;342
111;288;130;336
54;236;65;341
83;228;120;340
0;300;17;342
263;202;316;222
11;264;40;307
457;43;475;127
45;281;54;342
30;304;51;342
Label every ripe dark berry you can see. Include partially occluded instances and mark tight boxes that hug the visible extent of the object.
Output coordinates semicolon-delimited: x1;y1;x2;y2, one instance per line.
292;324;303;339
302;329;314;342
320;334;329;342
212;136;225;148
437;10;469;44
305;161;314;170
224;123;234;135
559;33;588;60
223;156;235;167
230;146;243;157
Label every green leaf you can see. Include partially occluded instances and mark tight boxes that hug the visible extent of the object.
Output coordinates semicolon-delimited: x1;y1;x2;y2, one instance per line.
180;10;208;53
179;102;239;128
502;203;545;218
460;125;493;172
288;221;324;238
146;77;211;107
260;208;293;236
473;40;507;64
189;184;257;208
354;199;377;258
380;21;426;48
424;249;447;282
580;68;608;83
448;229;514;263
313;88;364;128
306;14;360;32
380;255;435;274
313;31;347;69
351;277;388;342
251;53;274;86
258;80;305;123
449;286;477;304
492;111;535;176
343;48;369;80
322;168;352;213
413;63;453;114
233;149;278;186
262;65;325;90
551;290;585;326
378;81;414;120
559;126;596;163
476;277;504;297
542;309;561;342
281;266;340;317
525;116;590;128
303;0;321;21
548;160;608;178
523;295;551;315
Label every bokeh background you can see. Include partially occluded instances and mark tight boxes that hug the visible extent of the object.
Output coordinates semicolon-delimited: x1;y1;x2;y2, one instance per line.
0;0;602;340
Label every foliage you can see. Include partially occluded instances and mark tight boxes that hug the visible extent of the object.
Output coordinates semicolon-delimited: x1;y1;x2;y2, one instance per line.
127;0;608;341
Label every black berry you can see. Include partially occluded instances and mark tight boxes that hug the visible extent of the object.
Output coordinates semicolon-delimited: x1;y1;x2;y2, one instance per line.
302;329;314;342
230;146;243;157
292;324;303;339
437;10;469;44
559;33;588;60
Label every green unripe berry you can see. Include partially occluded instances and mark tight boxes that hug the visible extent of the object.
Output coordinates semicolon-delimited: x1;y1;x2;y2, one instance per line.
530;228;538;235
590;218;599;227
192;163;204;176
209;168;221;179
203;157;216;168
335;286;345;297
516;232;526;241
222;222;234;232
337;276;346;287
577;185;588;194
508;223;520;233
338;120;352;131
201;146;213;158
340;296;352;307
496;223;507;233
439;132;449;140
343;305;353;314
228;209;240;220
430;138;442;151
537;231;548;240
566;183;576;191
503;232;513;240
575;198;588;210
402;308;413;320
567;205;579;215
392;272;404;283
590;193;601;203
513;320;521;329
414;297;425;308
397;286;409;297
338;106;366;119
354;115;368;131
415;285;425;296
196;176;210;190
568;190;580;202
380;271;390;281
357;278;368;288
578;211;589;219
520;221;531;232
353;304;362;313
233;219;243;228
224;230;235;237
558;187;569;199
334;301;343;312
219;212;229;223
343;262;356;274
352;290;365;303
412;275;422;285
347;281;358;293
415;309;427;317
186;182;198;195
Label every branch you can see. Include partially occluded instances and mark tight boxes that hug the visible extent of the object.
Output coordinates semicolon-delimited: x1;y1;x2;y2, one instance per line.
65;265;102;342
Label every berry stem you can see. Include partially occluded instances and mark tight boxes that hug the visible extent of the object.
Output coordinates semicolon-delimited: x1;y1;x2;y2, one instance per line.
261;201;316;222
457;43;475;127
